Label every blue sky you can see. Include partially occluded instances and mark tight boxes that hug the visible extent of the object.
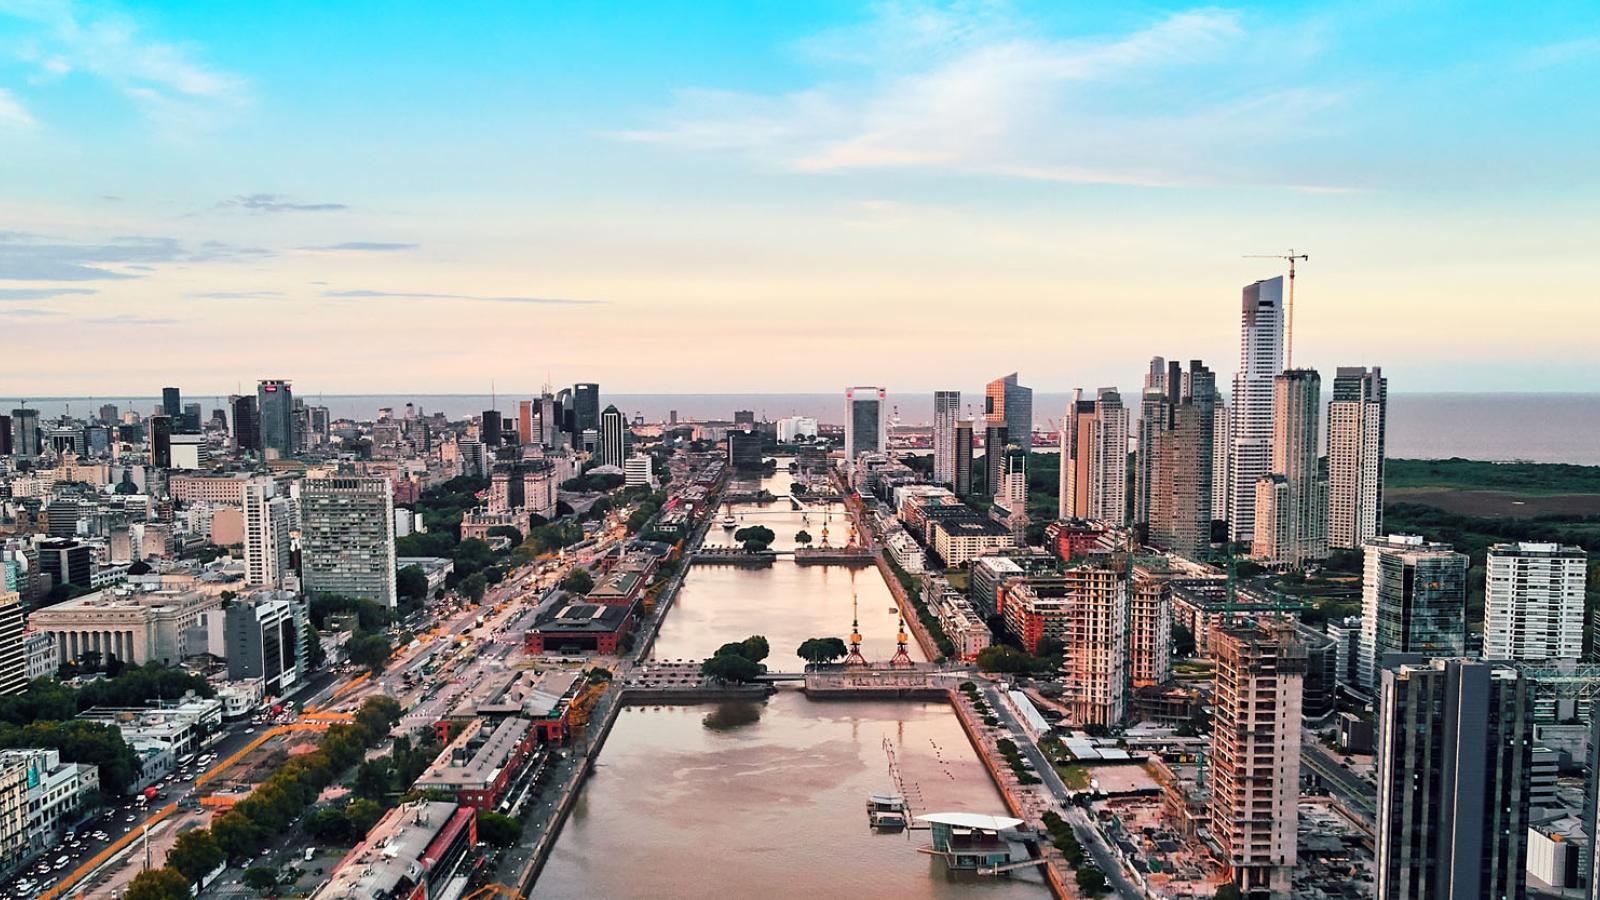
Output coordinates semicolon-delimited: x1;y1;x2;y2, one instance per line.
0;1;1597;395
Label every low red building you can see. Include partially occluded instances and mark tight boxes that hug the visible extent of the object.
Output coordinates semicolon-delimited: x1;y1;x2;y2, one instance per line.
525;600;635;655
414;717;538;811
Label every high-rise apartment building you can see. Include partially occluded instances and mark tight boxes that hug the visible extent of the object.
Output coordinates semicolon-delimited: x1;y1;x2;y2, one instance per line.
1252;369;1327;568
1230;277;1285;543
598;405;627;468
300;475;397;608
225;594;310;697
953;419;973;495
1058;565;1127;728
1327;367;1387;549
1134;384;1163;526
983;423;1009;496
932;390;961;489
1208;620;1305;899
1059;388;1128;524
985;372;1033;453
0;591;23;698
1483;542;1587;663
1211;396;1231;522
1375;658;1533;900
1144;360;1216;558
843;387;886;467
1130;558;1188;685
243;479;293;589
1358;535;1468;690
257;379;296;458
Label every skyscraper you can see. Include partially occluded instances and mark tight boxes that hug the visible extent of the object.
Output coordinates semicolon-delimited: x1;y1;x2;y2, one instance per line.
953;419;974;495
1482;542;1588;663
538;392;560;447
983;423;1008;496
256;379;295;458
1209;620;1305;899
571;383;600;450
0;591;23;698
300;474;397;608
1057;565;1127;727
481;410;503;448
1358;534;1469;690
843;387;885;466
932;390;961;488
1252;369;1327;567
1059;388;1128;524
1231;277;1285;543
598;404;627;467
161;387;181;419
517;400;534;446
1375;658;1533;900
148;414;173;468
1144;360;1216;558
243;479;293;589
8;409;39;459
1327;366;1387;550
985;372;1033;453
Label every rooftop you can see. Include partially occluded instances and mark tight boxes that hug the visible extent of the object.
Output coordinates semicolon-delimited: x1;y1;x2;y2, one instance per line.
415;717;534;791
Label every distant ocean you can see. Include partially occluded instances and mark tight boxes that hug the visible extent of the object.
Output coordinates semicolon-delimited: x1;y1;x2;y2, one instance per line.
6;392;1598;466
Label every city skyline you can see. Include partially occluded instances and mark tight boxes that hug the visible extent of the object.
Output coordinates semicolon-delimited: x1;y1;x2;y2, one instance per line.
3;3;1599;393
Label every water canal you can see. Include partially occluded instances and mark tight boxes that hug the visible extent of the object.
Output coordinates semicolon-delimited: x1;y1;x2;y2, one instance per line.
533;462;1047;898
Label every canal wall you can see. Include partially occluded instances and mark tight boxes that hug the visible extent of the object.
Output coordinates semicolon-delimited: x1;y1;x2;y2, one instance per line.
622;685;773;704
947;690;1073;900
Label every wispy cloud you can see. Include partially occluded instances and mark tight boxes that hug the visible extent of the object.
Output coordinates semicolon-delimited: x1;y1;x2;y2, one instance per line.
0;232;271;281
297;242;417;252
325;289;600;306
0;286;96;300
617;4;1346;190
0;307;63;317
186;289;283;299
81;313;176;326
1519;35;1600;70
2;0;245;128
0;88;35;129
220;194;348;213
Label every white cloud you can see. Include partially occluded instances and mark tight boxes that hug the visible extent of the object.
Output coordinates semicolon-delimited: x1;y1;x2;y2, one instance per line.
618;4;1347;189
0;88;36;128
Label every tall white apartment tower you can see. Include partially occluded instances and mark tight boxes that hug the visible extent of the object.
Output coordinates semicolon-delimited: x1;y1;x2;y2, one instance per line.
1252;369;1328;568
243;478;292;589
1059;388;1128;524
1327;367;1387;550
1230;277;1285;543
932;390;961;488
843;387;886;468
1483;542;1588;663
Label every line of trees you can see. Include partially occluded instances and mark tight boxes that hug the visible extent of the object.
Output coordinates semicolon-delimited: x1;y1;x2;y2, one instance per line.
701;635;770;682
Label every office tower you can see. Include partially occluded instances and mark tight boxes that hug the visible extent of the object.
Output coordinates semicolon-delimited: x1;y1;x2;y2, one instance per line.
1375;658;1533;900
0;416;10;457
1483;542;1588;663
481;410;503;448
599;404;627;467
1134;386;1162;526
1059;388;1128;524
1327;367;1388;550
1585;702;1600;900
1058;565;1127;727
8;409;39;458
224;595;309;698
0;592;22;697
301;475;397;608
517;400;533;445
293;400;310;452
985;372;1033;453
148;415;173;468
843;387;886;466
1358;535;1468;690
230;396;259;454
1209;620;1305;900
1211;396;1231;519
1144;356;1167;391
306;405;330;448
1252;370;1328;567
538;393;560;447
555;387;574;438
243;479;293;589
932;390;961;488
728;431;764;472
97;403;118;425
994;443;1028;512
256;379;295;458
1230;277;1285;543
161;387;181;419
181;402;202;432
953;419;974;495
733;410;756;428
1144;360;1216;558
571;383;600;449
983;423;1009;496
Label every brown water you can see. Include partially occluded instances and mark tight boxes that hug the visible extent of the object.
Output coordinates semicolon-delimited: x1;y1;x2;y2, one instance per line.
533;464;1047;899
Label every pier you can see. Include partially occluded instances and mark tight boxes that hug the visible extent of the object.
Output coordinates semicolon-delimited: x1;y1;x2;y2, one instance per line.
689;547;777;566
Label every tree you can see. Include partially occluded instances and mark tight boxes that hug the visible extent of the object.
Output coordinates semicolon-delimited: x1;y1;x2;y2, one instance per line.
560;569;595;594
304;806;354;844
476;810;523;847
701;653;761;683
460;572;488;603
733;525;775;550
796;637;848;665
396;565;429;604
1172;623;1197;657
167;827;224;883
794;529;813;545
1075;866;1108;895
738;635;770;663
344;632;393;674
125;867;192;900
975;645;1039;674
1035;636;1066;661
351;758;393;802
242;866;278;892
127;560;152;576
1214;884;1243;900
344;797;385;835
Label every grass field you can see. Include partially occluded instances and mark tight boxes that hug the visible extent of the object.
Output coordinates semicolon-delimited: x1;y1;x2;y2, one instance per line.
1387;458;1600;495
1386;487;1600;518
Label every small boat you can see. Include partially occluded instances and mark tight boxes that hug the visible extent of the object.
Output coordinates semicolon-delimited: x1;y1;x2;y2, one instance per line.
721;514;736;529
867;792;907;829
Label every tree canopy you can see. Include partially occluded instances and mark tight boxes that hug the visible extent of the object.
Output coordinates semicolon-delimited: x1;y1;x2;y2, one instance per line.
167;827;224;883
733;525;775;550
701;653;762;683
476;810;523;847
125;867;192;900
796;637;848;665
559;569;595;595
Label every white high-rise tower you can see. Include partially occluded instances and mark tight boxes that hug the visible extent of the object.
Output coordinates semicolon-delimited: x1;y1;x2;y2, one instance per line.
1230;277;1285;542
932;390;961;488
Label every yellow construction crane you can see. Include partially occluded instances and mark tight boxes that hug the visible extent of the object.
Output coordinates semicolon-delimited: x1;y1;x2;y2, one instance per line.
1244;250;1309;368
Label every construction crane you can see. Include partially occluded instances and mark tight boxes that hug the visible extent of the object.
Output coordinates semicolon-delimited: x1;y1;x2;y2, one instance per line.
1244;250;1309;368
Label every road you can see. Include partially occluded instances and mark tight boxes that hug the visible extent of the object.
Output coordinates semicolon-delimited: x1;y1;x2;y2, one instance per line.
1301;742;1377;820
